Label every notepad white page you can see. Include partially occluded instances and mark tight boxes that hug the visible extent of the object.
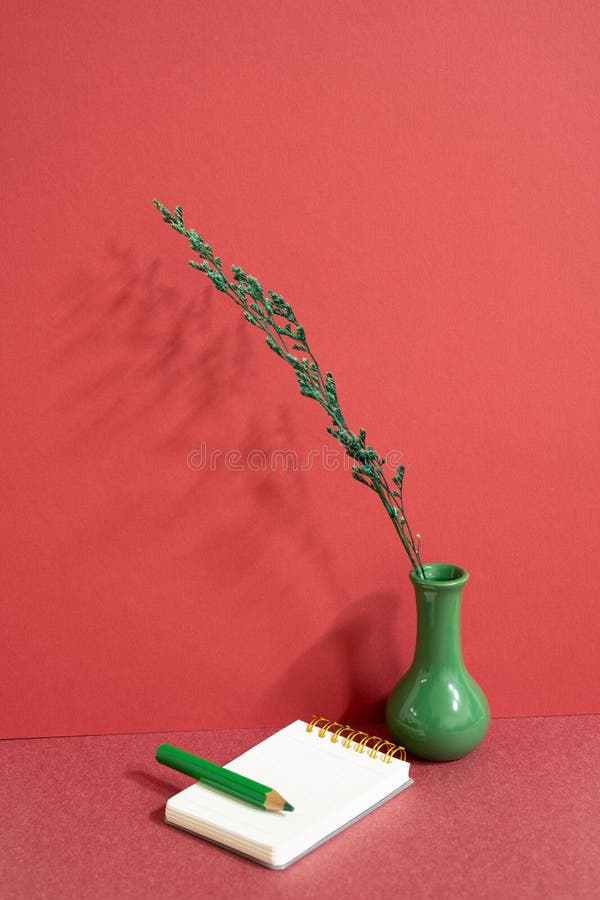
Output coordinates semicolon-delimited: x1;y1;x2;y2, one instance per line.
165;720;412;868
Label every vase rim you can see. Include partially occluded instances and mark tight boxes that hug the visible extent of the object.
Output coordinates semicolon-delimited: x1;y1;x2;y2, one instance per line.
410;563;469;586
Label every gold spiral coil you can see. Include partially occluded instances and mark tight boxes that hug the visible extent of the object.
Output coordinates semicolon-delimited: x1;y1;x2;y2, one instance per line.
306;715;406;763
331;723;355;744
306;715;331;736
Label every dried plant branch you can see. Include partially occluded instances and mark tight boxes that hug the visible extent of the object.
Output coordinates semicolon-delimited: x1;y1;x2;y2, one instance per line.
154;199;426;577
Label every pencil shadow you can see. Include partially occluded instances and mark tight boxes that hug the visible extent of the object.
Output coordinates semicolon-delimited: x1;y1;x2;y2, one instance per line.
124;770;182;825
125;768;182;798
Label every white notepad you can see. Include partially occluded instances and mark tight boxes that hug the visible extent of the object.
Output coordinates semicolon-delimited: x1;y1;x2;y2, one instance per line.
164;718;412;869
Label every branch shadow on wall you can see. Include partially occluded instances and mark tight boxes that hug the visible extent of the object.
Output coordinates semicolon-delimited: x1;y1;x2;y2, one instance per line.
50;243;252;444
47;244;415;720
48;242;338;581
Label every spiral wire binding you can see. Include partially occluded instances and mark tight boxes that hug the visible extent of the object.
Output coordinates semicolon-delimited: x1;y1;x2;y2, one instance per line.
306;715;406;763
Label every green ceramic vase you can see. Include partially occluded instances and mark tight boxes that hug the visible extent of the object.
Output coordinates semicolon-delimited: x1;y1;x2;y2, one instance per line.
385;563;490;761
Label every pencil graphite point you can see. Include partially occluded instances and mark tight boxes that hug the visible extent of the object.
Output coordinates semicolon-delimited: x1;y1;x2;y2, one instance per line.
283;802;294;812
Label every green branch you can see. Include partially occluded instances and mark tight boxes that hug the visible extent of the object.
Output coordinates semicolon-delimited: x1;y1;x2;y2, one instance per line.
153;199;426;578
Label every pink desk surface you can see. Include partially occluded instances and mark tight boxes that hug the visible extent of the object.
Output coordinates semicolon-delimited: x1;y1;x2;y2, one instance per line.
1;715;598;899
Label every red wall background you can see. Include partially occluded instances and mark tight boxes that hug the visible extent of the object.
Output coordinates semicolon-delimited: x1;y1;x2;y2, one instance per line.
2;1;599;738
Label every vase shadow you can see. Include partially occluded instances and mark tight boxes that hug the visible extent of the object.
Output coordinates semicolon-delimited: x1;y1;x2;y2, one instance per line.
264;587;413;727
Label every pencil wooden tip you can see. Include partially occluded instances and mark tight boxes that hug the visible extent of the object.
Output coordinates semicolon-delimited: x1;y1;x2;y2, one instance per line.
264;789;294;812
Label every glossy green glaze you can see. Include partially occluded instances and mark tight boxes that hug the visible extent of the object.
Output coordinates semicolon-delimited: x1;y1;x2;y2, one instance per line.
385;563;490;761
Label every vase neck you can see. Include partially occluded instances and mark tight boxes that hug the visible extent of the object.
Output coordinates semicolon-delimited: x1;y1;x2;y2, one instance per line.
412;585;464;667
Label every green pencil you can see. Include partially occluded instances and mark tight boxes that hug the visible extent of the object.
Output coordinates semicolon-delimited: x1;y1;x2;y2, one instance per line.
155;743;294;812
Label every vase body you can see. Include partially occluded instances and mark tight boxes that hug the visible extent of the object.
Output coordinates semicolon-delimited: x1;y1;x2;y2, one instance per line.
385;563;490;761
